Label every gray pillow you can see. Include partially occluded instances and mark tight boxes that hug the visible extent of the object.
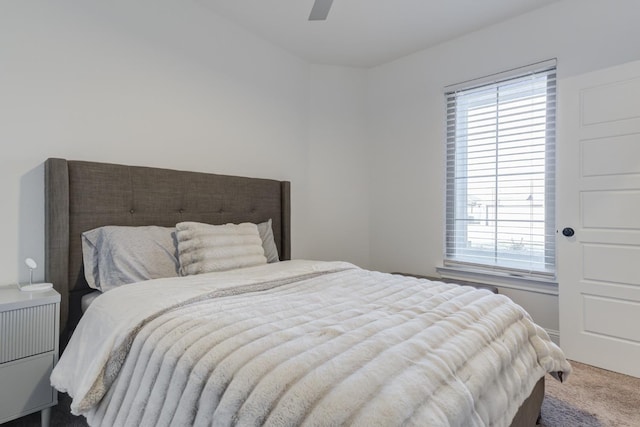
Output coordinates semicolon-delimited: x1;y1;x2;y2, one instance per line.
257;218;279;263
82;225;180;292
82;220;279;290
176;222;267;275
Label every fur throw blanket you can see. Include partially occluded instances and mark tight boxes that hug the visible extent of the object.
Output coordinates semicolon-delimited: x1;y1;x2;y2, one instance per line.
51;261;571;426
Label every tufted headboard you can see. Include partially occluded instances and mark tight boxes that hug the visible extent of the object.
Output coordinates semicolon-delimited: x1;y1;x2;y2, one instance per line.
44;158;291;345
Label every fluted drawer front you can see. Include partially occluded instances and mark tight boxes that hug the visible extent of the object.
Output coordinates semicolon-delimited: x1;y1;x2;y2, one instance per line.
0;304;56;363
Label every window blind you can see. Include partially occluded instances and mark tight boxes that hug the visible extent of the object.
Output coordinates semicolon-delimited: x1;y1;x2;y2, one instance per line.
445;62;556;279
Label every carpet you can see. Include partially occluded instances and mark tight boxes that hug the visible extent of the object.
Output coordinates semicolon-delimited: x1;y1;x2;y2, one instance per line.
4;360;639;426
539;360;640;427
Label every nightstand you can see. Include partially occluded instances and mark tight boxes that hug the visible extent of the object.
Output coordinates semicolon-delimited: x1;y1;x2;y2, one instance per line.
0;285;60;427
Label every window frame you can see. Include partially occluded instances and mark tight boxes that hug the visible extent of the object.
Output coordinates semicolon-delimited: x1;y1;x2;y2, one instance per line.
442;60;557;284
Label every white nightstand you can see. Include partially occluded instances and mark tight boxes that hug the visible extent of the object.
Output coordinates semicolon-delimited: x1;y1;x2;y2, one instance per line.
0;285;60;427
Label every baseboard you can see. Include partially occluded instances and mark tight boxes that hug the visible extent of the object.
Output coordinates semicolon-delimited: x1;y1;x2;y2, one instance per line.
546;328;560;346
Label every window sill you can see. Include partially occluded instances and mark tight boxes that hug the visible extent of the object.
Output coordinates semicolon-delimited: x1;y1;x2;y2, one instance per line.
435;266;558;296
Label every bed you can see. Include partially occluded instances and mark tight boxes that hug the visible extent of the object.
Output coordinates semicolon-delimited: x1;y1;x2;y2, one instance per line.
44;158;570;427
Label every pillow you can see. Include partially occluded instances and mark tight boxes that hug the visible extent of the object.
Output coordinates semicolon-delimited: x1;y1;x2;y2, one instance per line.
82;225;180;292
176;222;267;275
257;218;279;263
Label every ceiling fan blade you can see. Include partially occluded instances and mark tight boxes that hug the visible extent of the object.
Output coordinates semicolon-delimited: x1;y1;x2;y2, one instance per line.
308;0;334;21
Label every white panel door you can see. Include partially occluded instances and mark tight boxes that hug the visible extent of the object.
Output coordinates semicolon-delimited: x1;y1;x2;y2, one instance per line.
558;60;640;378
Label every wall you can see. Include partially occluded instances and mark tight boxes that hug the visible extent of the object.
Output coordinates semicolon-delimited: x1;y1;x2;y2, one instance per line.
0;0;369;285
307;66;370;268
366;0;640;335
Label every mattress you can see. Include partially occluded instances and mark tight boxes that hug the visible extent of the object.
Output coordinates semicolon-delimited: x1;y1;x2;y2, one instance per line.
51;260;570;426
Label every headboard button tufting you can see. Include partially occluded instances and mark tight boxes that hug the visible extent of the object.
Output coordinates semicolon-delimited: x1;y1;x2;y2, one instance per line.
179;208;184;214
129;209;135;214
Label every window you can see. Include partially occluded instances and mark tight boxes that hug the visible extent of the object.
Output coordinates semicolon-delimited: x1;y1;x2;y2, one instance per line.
444;61;556;280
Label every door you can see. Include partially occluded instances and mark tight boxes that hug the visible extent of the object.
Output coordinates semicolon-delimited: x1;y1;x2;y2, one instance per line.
558;60;640;378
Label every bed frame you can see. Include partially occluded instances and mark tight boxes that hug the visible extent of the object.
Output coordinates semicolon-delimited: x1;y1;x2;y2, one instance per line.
43;158;543;426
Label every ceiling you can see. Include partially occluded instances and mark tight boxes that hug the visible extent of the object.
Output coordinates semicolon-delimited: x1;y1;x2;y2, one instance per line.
196;0;561;68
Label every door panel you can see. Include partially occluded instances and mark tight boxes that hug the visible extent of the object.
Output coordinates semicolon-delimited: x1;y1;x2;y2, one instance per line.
582;134;640;176
582;190;640;228
582;296;640;342
581;76;640;124
583;244;640;285
558;60;640;378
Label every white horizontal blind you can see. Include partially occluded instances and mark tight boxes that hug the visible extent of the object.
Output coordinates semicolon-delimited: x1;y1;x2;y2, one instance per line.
445;63;556;278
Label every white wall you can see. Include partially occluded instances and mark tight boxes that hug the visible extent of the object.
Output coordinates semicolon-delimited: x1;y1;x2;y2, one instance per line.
366;0;640;333
307;66;370;268
0;0;369;285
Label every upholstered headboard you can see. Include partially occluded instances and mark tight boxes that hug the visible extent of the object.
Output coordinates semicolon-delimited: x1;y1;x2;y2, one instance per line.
44;158;291;344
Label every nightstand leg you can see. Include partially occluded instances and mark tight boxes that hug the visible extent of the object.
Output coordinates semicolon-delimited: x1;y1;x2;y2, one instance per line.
41;407;51;427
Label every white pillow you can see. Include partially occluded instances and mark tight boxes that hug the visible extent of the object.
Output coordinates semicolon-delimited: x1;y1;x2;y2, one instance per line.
82;225;180;292
176;222;267;275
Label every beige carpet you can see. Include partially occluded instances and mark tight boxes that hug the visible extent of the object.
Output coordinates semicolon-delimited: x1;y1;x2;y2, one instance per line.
539;360;640;427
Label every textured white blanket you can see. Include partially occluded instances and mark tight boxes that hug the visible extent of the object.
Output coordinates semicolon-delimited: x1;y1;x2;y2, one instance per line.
51;260;571;427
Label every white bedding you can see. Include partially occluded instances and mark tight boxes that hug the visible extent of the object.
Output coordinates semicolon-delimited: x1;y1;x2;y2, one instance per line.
51;260;571;427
